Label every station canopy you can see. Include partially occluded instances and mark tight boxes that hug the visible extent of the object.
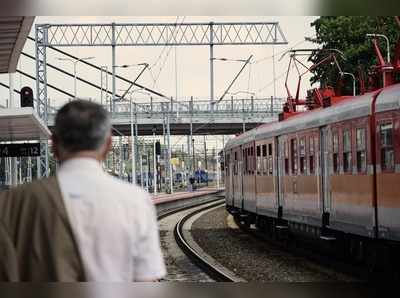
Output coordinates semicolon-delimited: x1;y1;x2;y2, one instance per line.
0;17;50;142
0;108;51;141
0;16;34;73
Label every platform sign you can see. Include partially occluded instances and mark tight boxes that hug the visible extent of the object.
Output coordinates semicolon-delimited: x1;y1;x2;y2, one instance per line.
0;143;41;157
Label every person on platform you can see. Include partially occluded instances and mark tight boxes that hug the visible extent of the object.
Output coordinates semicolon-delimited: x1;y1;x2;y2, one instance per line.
0;100;166;281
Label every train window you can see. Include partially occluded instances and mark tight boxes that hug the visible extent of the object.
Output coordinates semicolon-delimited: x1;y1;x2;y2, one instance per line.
262;144;267;175
284;141;289;175
291;138;298;175
262;145;267;156
299;137;306;174
356;128;367;173
246;147;249;175
256;146;261;175
234;152;237;175
252;146;255;174
226;154;230;176
250;146;254;174
380;123;395;171
242;148;247;175
333;132;339;173
343;129;352;173
268;143;273;175
309;135;315;174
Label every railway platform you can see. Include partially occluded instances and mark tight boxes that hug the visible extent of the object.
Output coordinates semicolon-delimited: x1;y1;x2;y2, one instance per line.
152;187;223;205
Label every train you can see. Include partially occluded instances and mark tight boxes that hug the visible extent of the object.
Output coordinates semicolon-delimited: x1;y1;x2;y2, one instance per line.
224;22;400;271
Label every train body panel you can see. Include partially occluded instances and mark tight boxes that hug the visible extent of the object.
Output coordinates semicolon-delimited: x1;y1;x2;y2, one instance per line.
255;138;279;217
224;83;400;244
329;174;375;237
375;100;400;241
225;150;234;207
242;142;257;213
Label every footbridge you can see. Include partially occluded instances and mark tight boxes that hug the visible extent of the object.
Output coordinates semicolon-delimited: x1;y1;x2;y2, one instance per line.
47;97;284;135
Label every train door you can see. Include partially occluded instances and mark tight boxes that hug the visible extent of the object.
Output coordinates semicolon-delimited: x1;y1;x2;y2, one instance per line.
275;137;281;209
320;126;332;214
227;151;234;207
233;147;243;209
277;136;285;210
238;146;244;209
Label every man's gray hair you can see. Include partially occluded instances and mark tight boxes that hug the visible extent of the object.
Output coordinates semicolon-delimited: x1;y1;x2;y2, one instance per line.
54;100;111;153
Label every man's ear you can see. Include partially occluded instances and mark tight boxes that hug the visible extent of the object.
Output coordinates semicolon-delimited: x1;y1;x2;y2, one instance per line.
51;134;60;160
101;132;112;160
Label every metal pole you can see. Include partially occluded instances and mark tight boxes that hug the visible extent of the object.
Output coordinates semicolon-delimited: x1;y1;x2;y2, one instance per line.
146;149;149;192
100;66;104;105
130;99;136;184
135;103;139;184
272;45;276;100
216;139;220;189
192;137;196;183
167;102;173;194
140;153;144;189
187;134;191;185
209;22;214;114
175;46;179;118
27;157;32;182
111;22;116;113
73;61;77;99
271;96;274;115
190;118;193;177
204;135;208;186
119;136;123;178
8;73;17;186
153;130;157;195
242;97;246;133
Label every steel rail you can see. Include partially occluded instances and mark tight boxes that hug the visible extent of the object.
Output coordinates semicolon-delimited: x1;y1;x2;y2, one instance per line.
173;199;239;282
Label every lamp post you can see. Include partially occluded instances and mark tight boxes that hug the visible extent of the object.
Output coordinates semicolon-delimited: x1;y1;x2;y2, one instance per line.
130;98;136;184
340;72;356;96
100;65;108;107
112;63;149;112
152;125;157;195
57;56;95;99
366;33;391;63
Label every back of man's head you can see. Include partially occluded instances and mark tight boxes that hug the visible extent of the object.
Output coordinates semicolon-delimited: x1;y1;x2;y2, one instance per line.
53;100;111;156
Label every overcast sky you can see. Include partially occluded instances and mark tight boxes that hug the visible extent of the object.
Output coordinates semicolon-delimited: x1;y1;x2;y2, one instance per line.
0;16;318;107
0;16;318;153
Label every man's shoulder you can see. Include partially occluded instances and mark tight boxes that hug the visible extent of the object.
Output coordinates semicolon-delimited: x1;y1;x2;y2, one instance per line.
105;175;153;205
14;176;58;195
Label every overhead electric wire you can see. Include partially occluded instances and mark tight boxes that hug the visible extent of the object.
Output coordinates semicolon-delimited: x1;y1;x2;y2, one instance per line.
151;16;186;89
21;52;123;99
26;36;169;100
253;33;316;65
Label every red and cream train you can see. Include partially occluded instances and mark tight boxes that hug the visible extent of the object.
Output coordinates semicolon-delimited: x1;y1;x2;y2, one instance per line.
224;22;400;267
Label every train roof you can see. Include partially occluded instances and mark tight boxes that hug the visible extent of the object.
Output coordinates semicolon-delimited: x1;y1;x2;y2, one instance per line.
225;83;400;151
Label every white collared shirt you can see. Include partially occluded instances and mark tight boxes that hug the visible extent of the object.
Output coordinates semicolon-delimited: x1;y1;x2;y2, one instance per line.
57;158;166;281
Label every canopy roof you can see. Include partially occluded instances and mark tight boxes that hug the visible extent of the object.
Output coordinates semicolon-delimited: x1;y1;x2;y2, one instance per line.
0;16;34;73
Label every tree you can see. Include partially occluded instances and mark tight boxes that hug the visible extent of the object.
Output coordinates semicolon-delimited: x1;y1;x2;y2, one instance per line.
307;17;399;94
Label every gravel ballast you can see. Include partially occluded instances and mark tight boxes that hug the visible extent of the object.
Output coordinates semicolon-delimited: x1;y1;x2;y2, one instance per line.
190;206;354;282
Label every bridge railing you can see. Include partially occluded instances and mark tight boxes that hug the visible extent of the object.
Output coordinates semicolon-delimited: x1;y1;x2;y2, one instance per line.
46;97;284;121
111;97;284;115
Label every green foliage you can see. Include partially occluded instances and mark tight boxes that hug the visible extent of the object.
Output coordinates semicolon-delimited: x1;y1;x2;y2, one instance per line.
308;17;399;94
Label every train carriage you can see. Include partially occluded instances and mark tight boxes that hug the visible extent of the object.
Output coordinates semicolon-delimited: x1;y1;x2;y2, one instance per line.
225;83;400;256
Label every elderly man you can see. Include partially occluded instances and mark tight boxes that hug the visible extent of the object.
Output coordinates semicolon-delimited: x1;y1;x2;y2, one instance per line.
0;100;166;281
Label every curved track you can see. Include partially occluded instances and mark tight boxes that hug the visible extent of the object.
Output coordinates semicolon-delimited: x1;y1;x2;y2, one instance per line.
173;200;237;282
157;194;241;282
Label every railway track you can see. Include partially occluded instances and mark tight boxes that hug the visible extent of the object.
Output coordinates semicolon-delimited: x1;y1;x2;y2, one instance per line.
232;215;365;280
173;200;237;282
158;194;242;282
